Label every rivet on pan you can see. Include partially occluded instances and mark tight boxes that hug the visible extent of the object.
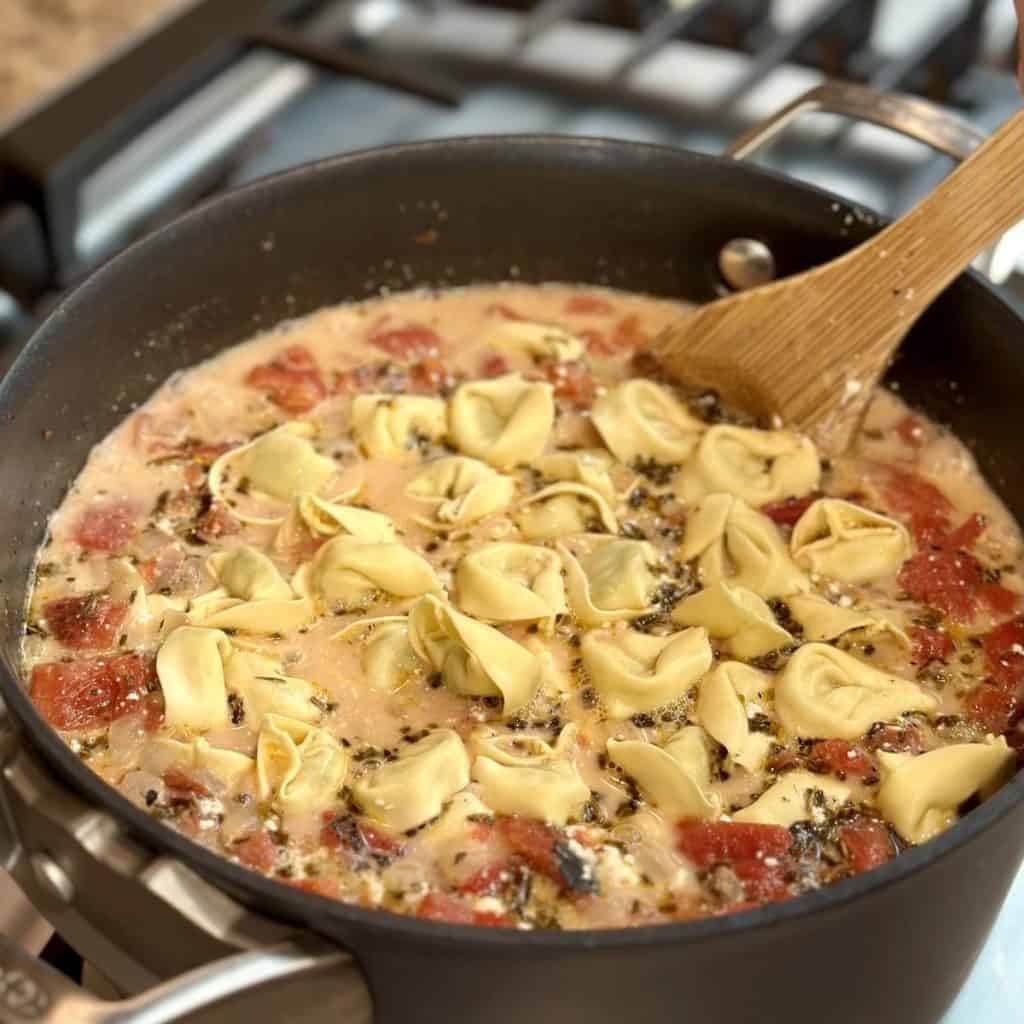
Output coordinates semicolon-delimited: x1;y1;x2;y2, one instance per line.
718;238;777;292
30;852;75;905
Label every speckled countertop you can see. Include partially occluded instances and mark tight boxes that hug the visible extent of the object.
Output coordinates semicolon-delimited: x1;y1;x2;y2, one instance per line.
1;0;184;127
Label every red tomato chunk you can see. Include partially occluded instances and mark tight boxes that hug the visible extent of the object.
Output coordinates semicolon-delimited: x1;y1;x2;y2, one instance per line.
494;816;564;888
873;464;955;546
865;723;923;755
542;361;596;410
73;500;141;553
807;740;876;781
965;684;1020;734
417;892;513;928
839;821;893;875
244;345;326;413
43;595;127;650
908;625;954;666
760;495;816;528
30;654;156;731
564;294;615;316
233;831;278;872
368;324;441;360
676;821;791;868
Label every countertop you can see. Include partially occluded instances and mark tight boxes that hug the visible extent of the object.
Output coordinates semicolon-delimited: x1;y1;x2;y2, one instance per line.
1;0;184;127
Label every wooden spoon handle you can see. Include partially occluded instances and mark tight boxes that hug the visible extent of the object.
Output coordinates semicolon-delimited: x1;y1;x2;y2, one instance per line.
851;108;1024;317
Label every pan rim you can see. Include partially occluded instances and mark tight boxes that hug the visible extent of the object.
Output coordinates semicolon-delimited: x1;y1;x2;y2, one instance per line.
2;132;1023;953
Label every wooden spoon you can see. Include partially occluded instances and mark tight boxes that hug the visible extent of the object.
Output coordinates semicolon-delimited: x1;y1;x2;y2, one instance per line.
651;108;1024;455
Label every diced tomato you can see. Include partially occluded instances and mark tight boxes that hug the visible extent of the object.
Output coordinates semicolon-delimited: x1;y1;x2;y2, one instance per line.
163;769;212;798
472;911;516;928
943;513;987;552
30;654;155;731
42;595;127;650
332;364;379;395
896;414;927;448
494;816;563;887
760;495;816;528
368;324;441;360
864;723;923;755
73;499;141;553
486;303;526;321
898;548;982;623
479;353;510;378
565;294;615;316
138;544;187;591
244;345;326;413
839;821;893;875
872;464;955;546
409;357;451;394
233;831;277;872
458;861;515;896
731;857;790;902
807;740;876;781
283;876;341;899
977;582;1019;617
138;692;165;732
579;328;612;356
611;314;648;350
195;501;238;542
908;625;954;666
965;684;1020;734
542;360;596;410
358;823;406;859
416;891;474;924
983;617;1024;690
321;815;405;861
676;821;792;869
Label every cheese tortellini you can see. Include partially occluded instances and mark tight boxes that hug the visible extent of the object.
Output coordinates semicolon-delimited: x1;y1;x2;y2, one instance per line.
277;496;396;548
675;425;820;506
790;499;913;583
482;320;584;362
406;456;517;529
149;736;255;788
607;727;719;818
733;770;852;827
336;617;421;693
455;543;567;627
256;714;349;815
351;394;447;458
560;539;659;627
535;450;617;503
472;756;589;826
696;661;774;771
352;729;470;832
681;493;808;598
156;626;232;733
591;380;705;464
449;373;554;470
581;627;712;718
672;582;792;659
224;649;328;727
775;643;936;740
469;723;578;767
296;535;441;611
209;422;337;519
407;595;540;715
515;483;618;539
785;593;909;646
877;739;1015;843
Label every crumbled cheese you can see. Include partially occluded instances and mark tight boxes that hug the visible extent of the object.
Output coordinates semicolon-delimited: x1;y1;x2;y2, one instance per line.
362;874;384;906
596;844;639;888
473;896;507;915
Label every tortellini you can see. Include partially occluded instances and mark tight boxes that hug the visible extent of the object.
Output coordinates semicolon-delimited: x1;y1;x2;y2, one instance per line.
680;493;808;598
351;394;447;458
733;770;852;827
696;661;774;771
560;539;659;627
448;373;554;470
790;499;913;583
406;456;517;529
189;545;315;634
672;583;793;659
209;423;337;514
472;756;589;826
256;715;349;815
149;736;255;788
352;729;470;832
591;380;705;464
675;426;820;506
407;595;540;715
482;320;584;362
296;535;441;612
335;616;422;692
535;450;617;503
455;543;567;627
606;727;719;819
785;593;909;646
877;739;1015;844
223;650;328;727
581;627;712;718
156;626;232;733
775;643;936;740
515;483;618;539
277;496;396;548
469;723;577;767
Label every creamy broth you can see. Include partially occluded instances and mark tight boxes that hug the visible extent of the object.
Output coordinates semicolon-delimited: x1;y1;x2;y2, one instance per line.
22;284;1023;930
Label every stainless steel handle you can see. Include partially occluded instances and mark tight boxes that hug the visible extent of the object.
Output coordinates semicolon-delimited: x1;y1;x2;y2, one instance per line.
724;80;1024;284
725;80;983;162
0;933;349;1024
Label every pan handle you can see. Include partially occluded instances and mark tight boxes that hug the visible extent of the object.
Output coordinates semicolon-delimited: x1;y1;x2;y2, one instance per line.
0;932;359;1024
725;80;983;162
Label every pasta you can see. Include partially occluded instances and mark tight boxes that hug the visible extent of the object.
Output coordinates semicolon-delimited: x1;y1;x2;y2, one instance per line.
672;582;793;659
515;482;618;539
695;661;774;771
560;538;659;627
472;756;590;825
406;456;517;529
351;394;447;458
455;543;567;627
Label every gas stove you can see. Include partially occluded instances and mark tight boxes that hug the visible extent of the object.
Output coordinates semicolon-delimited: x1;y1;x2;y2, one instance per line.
0;1;1022;1019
